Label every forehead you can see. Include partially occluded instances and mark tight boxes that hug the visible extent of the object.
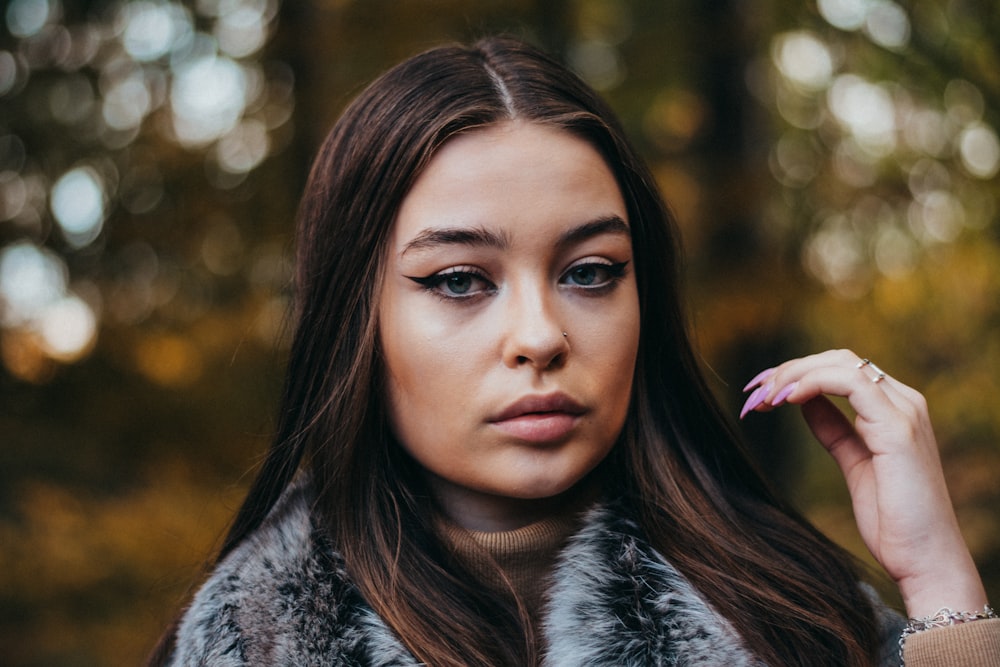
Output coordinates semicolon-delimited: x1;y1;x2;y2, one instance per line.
390;121;627;248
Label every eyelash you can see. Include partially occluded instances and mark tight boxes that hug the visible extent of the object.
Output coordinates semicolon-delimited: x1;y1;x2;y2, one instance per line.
561;260;628;293
406;261;629;301
407;266;495;300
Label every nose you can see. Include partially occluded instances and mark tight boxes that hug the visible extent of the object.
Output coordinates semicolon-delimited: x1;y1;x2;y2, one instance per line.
501;285;569;370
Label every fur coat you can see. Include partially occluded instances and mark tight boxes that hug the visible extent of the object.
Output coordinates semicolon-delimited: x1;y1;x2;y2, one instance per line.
169;480;904;666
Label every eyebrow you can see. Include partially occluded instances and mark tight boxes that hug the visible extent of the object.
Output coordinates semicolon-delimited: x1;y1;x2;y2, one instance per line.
555;215;630;252
400;215;630;256
401;226;511;255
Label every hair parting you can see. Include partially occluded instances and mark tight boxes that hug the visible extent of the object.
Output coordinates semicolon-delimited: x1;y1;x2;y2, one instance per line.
482;61;517;117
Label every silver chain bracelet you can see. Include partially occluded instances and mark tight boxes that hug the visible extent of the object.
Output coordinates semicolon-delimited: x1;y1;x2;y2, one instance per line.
898;604;996;666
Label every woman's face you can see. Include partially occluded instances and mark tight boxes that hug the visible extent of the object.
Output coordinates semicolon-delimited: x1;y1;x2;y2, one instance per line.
379;121;640;531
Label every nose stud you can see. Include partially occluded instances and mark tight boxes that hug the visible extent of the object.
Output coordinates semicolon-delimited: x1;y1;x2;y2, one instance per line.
562;331;568;338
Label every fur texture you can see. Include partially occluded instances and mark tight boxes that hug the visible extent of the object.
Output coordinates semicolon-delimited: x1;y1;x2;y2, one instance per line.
169;480;902;666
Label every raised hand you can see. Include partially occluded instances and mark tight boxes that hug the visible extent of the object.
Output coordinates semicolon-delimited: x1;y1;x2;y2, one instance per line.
741;349;988;618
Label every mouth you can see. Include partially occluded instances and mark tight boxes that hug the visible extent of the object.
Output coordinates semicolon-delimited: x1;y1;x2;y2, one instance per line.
489;393;587;443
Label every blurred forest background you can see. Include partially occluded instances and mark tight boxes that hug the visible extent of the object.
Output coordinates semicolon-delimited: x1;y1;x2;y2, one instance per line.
0;0;998;665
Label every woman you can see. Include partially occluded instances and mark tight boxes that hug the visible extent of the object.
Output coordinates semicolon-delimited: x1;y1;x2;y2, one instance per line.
151;37;997;666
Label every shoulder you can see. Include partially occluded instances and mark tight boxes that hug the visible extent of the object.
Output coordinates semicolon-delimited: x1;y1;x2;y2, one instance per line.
168;478;416;667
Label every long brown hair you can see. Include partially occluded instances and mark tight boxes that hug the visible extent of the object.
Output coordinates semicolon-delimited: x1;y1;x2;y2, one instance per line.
151;37;879;666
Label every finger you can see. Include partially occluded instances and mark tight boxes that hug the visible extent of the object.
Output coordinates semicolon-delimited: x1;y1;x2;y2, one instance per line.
799;395;871;475
743;350;903;397
745;363;895;428
741;349;857;393
742;351;917;427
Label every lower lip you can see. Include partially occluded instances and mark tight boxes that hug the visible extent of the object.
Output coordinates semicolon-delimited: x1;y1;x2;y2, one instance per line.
490;413;579;443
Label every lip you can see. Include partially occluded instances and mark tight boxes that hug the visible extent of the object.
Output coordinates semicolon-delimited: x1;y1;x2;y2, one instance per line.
489;392;587;443
491;392;587;421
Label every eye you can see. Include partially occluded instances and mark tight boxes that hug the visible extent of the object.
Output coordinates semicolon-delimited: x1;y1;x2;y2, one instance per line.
561;260;628;289
407;268;495;299
439;272;479;295
566;264;603;286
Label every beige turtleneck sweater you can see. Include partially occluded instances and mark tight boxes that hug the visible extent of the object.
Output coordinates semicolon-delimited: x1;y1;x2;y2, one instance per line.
438;512;581;623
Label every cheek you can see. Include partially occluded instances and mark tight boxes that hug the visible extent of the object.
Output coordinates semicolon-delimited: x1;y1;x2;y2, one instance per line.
384;313;480;402
586;289;640;378
380;298;486;452
598;291;641;426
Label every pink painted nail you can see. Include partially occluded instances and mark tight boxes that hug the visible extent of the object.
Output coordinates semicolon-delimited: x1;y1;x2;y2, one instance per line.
742;368;775;392
770;382;797;407
739;383;772;419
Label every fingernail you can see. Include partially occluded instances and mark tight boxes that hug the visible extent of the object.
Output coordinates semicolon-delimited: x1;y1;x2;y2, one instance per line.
740;382;772;419
770;382;797;407
742;368;775;392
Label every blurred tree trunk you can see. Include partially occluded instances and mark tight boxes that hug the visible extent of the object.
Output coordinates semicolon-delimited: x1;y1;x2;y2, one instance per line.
679;0;801;487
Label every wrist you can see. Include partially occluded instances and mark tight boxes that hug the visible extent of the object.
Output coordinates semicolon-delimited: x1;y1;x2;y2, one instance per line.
897;549;988;618
904;605;997;631
903;585;989;620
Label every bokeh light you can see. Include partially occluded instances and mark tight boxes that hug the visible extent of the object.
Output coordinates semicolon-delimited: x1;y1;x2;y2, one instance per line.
772;31;834;92
2;0;290;379
0;240;98;367
6;0;52;39
909;190;966;244
216;4;272;58
958;122;1000;179
50;167;106;249
0;241;67;328
873;225;917;278
864;1;909;49
803;214;868;298
944;79;984;124
0;172;28;220
568;39;625;91
102;69;153;131
767;2;999;293
0;50;20;95
901;107;951;157
216;118;271;173
827;74;896;156
171;54;248;146
120;1;194;62
37;293;98;361
817;0;868;30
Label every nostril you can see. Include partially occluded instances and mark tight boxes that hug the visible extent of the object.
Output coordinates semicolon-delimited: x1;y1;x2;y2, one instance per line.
506;327;570;369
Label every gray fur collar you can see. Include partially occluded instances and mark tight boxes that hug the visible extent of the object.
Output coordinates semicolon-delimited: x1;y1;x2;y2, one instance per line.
170;481;765;666
543;505;763;666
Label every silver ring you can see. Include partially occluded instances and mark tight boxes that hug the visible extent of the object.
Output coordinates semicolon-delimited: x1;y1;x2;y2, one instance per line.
856;358;886;383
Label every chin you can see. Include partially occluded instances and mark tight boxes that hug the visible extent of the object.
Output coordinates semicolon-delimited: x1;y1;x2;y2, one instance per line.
507;483;575;501
500;468;597;502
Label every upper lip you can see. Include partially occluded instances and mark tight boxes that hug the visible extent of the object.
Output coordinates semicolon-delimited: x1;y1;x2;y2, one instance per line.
490;392;587;422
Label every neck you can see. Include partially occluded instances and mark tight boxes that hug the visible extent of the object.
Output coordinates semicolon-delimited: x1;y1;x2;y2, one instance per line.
428;471;603;532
